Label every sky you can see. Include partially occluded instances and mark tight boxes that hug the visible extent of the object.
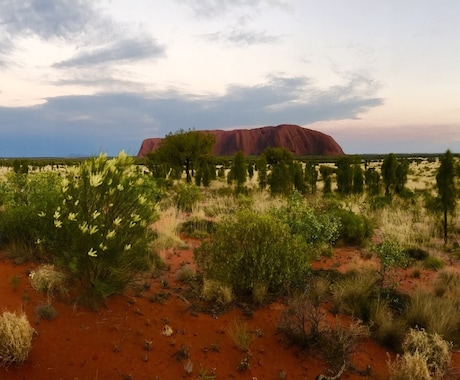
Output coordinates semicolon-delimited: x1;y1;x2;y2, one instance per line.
0;0;459;157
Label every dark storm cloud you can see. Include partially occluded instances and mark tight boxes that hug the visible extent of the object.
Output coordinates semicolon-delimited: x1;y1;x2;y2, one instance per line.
54;37;166;68
0;74;383;157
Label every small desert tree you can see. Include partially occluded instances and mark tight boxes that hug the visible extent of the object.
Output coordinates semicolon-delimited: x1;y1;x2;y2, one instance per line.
229;151;247;193
256;154;268;189
146;129;215;183
304;161;318;194
381;154;409;196
373;240;408;291
436;149;456;243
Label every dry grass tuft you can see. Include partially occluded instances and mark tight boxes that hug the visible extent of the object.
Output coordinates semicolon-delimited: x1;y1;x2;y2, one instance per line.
0;311;35;367
151;206;187;250
201;279;233;306
29;264;68;299
388;328;452;380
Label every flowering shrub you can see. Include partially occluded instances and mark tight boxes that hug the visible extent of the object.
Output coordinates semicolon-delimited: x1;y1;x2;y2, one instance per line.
39;152;161;302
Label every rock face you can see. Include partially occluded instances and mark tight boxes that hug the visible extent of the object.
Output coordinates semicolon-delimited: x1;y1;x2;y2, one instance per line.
138;124;344;157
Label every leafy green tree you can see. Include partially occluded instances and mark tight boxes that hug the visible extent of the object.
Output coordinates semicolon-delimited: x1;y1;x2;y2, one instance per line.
436;150;456;243
336;157;353;195
292;161;307;194
265;147;295;196
365;168;381;196
304;161;318;194
147;129;215;183
247;163;254;180
229;151;247;192
320;166;334;194
381;154;409;195
195;159;214;187
381;153;397;196
256;154;268;189
352;163;364;194
395;159;409;194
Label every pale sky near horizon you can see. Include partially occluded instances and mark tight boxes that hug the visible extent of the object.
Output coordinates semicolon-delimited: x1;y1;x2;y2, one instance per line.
0;0;459;157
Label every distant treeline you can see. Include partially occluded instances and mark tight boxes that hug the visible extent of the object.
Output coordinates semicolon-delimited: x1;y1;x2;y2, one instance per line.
0;152;455;169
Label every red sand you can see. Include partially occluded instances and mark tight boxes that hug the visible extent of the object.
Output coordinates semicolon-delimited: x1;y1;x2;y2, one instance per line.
1;241;459;380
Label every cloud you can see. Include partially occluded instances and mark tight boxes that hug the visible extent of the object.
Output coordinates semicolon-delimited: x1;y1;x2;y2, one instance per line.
203;29;281;45
0;0;98;40
54;37;166;68
178;0;288;18
0;73;383;156
0;0;166;70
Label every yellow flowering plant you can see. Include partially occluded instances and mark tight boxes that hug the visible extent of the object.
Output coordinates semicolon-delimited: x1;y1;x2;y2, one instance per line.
39;152;162;302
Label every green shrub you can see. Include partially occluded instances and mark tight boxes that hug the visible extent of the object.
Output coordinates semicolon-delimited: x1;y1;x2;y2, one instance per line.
35;303;57;321
0;171;61;261
173;183;201;212
271;193;340;254
423;255;445;270
39;152;161;303
373;240;408;290
335;209;372;246
194;210;311;300
0;311;35;367
405;247;429;261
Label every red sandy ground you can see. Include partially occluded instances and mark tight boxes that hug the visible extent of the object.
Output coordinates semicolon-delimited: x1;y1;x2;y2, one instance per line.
1;240;460;380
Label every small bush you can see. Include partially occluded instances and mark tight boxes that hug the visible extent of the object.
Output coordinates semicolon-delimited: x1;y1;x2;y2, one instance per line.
278;290;327;348
174;183;201;212
0;311;35;367
370;297;407;351
29;264;68;299
373;240;408;290
228;319;254;352
175;264;196;283
405;247;429;261
433;270;460;301
271;193;340;252
195;210;311;299
405;291;460;344
332;269;378;322
35;303;57;321
201;279;233;306
335;209;372;246
179;218;216;238
423;255;445;270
